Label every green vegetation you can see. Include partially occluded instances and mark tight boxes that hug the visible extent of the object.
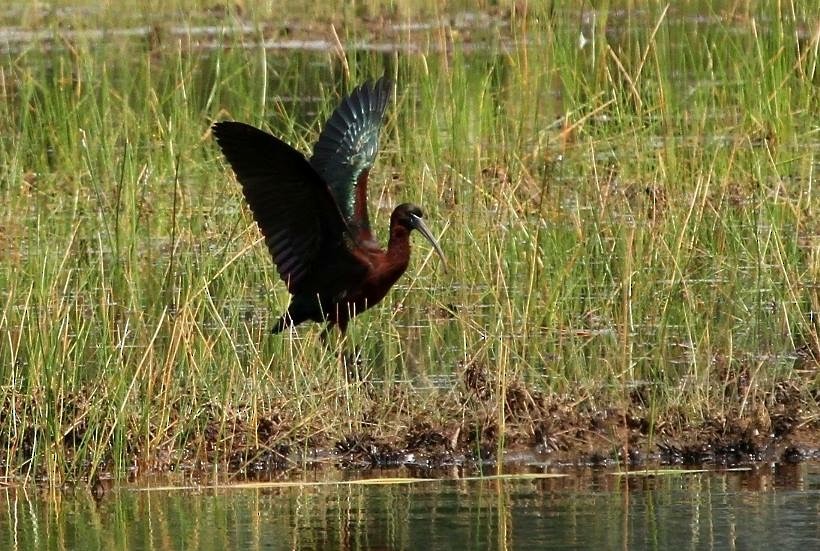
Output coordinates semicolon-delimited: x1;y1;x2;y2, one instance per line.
0;1;817;484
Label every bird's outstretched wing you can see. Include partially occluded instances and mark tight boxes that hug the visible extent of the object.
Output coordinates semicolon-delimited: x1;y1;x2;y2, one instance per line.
310;77;392;243
212;121;358;294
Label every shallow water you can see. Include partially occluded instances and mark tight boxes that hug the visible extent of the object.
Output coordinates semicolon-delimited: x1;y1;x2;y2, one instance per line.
3;464;820;550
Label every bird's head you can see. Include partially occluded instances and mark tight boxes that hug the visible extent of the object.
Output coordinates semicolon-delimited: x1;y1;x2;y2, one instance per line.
392;203;447;271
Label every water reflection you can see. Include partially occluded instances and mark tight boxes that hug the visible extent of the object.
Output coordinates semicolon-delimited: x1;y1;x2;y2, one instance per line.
2;465;820;550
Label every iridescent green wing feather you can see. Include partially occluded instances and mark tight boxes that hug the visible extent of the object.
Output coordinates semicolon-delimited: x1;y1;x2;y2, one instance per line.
310;77;392;242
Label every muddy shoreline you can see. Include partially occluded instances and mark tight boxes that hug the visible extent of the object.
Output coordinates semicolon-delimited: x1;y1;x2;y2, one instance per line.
224;399;820;478
130;359;820;482
3;350;818;486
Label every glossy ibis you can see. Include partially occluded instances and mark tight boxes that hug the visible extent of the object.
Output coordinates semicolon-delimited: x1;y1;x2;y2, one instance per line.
212;77;446;335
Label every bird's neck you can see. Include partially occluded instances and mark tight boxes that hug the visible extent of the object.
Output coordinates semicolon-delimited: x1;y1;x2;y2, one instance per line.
385;224;412;271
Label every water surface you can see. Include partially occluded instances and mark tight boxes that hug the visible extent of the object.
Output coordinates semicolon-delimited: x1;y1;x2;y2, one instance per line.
3;465;820;550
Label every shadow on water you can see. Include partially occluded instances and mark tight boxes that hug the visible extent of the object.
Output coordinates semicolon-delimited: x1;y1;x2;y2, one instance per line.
2;464;820;550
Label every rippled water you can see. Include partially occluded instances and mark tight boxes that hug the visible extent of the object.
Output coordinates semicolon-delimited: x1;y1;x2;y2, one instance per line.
3;465;820;550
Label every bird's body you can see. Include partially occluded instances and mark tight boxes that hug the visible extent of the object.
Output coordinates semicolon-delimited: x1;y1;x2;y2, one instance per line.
212;77;445;334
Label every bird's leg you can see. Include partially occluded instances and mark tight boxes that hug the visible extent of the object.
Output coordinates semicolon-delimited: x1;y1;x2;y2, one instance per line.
319;321;365;382
343;345;366;383
335;319;362;382
332;321;365;383
319;323;334;346
319;322;351;376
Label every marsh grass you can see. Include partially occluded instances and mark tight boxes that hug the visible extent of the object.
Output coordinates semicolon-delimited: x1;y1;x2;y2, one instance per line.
0;1;817;483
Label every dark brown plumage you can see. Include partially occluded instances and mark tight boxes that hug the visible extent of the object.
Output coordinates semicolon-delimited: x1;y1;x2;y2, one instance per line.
212;77;446;334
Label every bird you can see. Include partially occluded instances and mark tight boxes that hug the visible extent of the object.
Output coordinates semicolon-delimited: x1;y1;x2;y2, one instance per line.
212;77;446;336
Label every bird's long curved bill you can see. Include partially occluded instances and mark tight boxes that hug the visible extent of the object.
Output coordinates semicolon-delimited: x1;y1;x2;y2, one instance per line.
412;216;448;272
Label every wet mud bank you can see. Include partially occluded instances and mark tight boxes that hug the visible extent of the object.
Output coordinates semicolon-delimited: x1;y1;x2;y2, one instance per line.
216;362;820;479
3;358;820;485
